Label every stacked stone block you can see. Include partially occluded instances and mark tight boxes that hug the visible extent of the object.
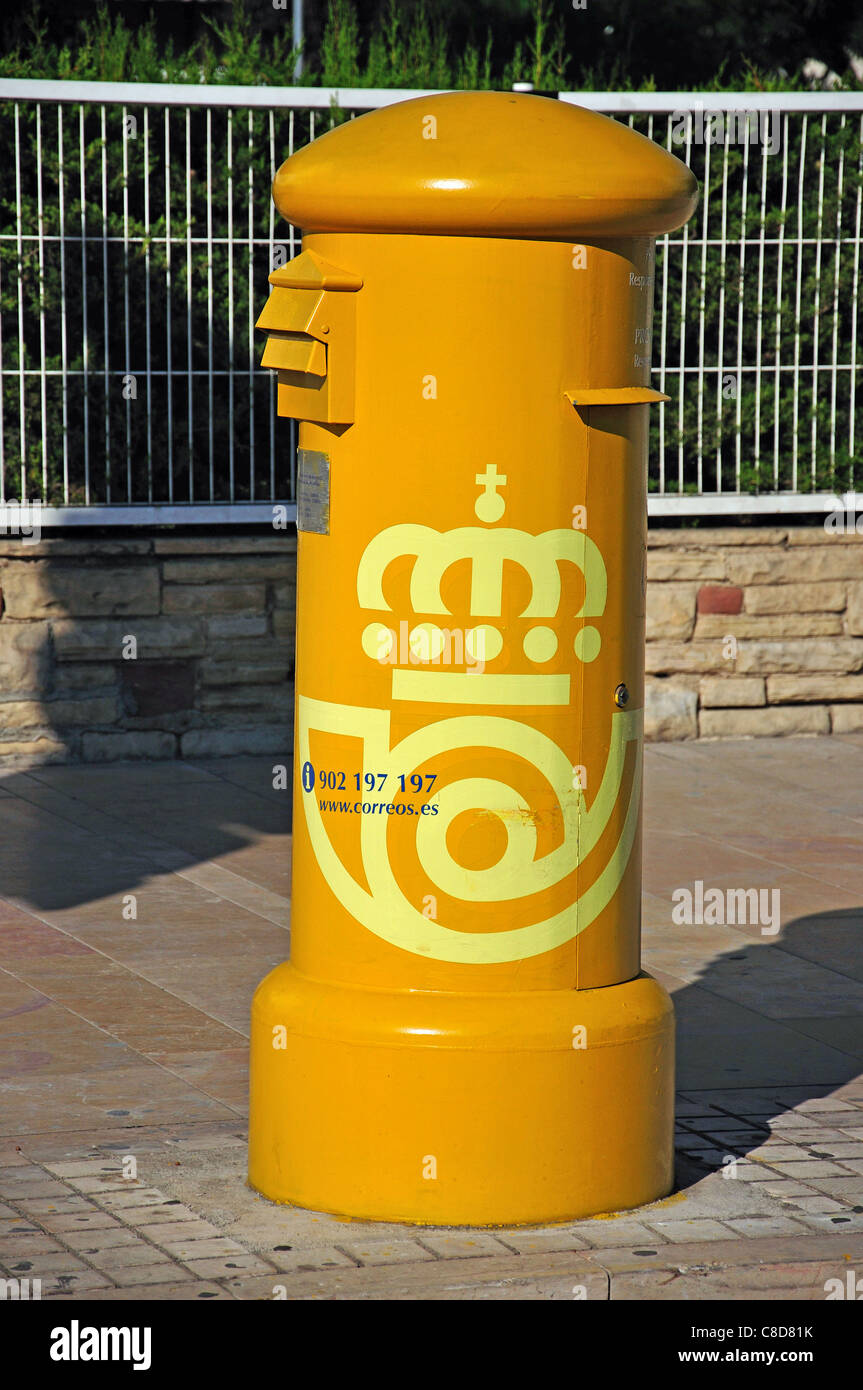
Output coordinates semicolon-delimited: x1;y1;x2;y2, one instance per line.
0;533;295;763
645;526;863;739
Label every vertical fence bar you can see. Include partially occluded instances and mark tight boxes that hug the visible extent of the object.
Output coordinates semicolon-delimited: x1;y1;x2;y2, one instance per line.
645;113;660;494
186;106;194;502
206;106;214;501
227;108;235;502
144;106;153;504
676;115;692;494
772;114;790;490
164;108;174;504
656;114;670;493
79;104;90;505
734;126;750;492
791;115;808;494
248;108;255;501
714;124;731;493
57;107;69;504
753;119;769;488
694;131;710;496
14;104;27;498
828;115;845;481
36;104;48;497
101;104;111;502
122;106;131;502
810;114;827;487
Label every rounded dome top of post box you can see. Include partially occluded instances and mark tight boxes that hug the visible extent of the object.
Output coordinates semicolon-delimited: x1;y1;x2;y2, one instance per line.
272;91;698;239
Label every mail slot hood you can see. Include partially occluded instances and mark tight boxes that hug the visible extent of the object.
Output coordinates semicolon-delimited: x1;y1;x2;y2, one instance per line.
256;248;362;425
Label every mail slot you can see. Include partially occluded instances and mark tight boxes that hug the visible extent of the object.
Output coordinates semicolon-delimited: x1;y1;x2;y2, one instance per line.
249;91;698;1225
256;249;361;423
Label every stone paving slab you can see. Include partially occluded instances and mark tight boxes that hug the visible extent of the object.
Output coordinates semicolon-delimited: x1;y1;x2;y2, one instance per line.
218;1252;612;1302
83;1281;232;1301
1;745;862;1301
610;1261;850;1301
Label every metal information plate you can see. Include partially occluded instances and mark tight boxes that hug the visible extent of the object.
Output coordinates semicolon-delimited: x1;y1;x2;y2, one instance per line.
297;449;330;535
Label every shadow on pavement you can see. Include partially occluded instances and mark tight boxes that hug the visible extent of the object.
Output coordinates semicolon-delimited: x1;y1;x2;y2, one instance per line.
669;905;863;1188
0;757;293;912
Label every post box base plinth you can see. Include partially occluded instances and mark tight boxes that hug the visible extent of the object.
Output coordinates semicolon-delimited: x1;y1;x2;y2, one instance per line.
248;964;675;1227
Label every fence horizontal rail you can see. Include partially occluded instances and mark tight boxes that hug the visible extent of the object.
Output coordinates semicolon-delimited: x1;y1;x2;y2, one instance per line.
1;494;848;530
3;80;863;112
0;82;860;521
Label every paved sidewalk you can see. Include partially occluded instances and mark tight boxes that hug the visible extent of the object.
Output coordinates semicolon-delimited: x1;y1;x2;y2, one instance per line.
1;737;863;1300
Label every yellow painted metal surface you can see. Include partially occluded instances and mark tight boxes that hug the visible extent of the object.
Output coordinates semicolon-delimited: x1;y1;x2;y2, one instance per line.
249;93;697;1225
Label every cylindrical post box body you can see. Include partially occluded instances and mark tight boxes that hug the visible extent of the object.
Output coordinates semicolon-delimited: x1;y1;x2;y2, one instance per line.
250;93;697;1225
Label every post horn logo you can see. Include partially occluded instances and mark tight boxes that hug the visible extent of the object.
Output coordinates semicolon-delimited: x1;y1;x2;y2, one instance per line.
299;474;642;964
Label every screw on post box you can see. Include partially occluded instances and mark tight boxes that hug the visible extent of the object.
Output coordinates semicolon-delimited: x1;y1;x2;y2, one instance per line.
249;91;698;1227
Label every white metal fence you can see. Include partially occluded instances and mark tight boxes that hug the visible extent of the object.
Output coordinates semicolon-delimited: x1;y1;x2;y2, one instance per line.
0;80;861;523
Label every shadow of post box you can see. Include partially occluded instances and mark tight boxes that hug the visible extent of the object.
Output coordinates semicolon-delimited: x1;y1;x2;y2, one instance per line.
250;92;698;1226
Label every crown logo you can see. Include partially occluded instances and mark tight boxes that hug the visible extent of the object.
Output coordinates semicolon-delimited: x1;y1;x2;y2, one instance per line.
357;469;608;706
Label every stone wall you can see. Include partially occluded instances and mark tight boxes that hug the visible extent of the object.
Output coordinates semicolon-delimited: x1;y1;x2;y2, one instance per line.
1;524;862;763
646;526;863;739
0;531;295;763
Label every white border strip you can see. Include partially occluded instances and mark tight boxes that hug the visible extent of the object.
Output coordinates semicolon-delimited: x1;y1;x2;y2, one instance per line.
0;80;444;110
1;79;862;113
0;503;295;526
0;498;844;526
559;91;863;113
647;492;844;516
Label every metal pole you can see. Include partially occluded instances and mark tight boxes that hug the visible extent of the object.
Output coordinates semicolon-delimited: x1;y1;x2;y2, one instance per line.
293;0;303;81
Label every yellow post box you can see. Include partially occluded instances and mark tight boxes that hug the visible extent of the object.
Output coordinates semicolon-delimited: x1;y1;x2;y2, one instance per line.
249;91;698;1226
